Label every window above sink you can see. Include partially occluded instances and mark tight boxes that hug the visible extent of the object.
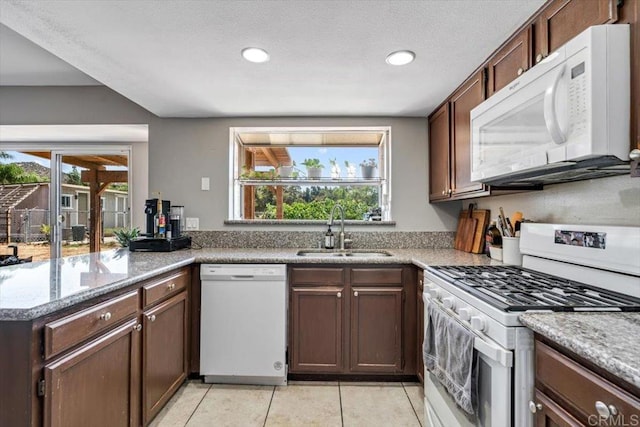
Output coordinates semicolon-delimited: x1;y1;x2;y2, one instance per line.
228;127;392;223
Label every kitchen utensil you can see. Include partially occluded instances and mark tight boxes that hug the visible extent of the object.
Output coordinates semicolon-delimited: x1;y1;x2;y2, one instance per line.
458;208;491;254
502;237;522;266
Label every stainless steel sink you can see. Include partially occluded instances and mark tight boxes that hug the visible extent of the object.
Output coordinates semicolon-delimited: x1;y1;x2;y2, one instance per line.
296;250;392;258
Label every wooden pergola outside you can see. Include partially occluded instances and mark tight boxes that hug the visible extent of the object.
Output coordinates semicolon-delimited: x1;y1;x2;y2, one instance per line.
24;152;128;253
243;147;291;219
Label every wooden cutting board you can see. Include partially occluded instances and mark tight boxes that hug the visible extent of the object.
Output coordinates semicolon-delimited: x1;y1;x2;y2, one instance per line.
457;207;491;254
454;204;478;252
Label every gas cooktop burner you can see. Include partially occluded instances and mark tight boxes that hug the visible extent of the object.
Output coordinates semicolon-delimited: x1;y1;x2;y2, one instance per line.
426;265;640;312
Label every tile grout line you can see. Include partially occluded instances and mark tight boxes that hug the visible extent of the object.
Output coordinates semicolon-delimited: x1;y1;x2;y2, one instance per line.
338;381;344;427
402;383;423;426
262;386;276;427
183;383;212;427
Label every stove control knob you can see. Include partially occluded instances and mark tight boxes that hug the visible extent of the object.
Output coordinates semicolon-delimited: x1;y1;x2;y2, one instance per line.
427;288;441;300
442;296;456;310
470;316;486;333
458;307;473;322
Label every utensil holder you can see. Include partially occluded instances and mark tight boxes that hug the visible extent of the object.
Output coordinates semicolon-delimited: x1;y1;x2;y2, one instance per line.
502;237;522;266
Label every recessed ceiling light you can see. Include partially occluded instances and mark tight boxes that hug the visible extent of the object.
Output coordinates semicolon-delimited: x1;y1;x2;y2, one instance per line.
385;50;415;66
242;47;270;63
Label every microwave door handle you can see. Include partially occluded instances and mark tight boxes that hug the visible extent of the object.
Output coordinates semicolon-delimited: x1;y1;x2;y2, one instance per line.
474;336;513;368
543;64;567;144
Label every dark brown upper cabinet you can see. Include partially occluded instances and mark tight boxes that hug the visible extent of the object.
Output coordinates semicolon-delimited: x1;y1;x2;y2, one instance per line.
450;69;489;198
428;104;451;202
534;0;619;64
487;27;532;96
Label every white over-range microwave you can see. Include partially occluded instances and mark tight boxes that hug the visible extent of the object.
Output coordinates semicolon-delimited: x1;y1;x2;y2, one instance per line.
470;25;630;186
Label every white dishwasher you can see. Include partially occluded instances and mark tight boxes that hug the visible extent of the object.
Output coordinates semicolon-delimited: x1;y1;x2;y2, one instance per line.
200;264;287;385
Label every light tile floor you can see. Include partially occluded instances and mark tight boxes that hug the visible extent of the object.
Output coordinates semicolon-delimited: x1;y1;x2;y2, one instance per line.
151;380;424;427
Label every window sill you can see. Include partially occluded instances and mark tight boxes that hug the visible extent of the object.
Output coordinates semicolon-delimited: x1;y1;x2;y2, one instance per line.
224;219;396;226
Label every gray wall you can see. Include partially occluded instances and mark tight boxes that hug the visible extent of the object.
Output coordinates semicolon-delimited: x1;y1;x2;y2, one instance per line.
0;86;460;231
2;86;638;231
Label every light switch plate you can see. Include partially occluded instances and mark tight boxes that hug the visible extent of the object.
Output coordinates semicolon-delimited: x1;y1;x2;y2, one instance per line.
185;217;199;230
201;177;210;191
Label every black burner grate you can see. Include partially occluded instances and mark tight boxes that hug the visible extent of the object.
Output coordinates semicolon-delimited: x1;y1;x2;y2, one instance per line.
426;265;640;312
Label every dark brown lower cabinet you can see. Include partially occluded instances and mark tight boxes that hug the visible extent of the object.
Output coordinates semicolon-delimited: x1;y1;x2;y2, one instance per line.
290;286;344;373
142;291;188;425
416;270;424;384
533;389;582;427
289;265;416;377
350;287;403;373
44;319;141;427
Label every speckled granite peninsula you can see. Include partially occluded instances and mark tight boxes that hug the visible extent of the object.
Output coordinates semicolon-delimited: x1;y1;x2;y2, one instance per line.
520;312;640;389
0;247;494;321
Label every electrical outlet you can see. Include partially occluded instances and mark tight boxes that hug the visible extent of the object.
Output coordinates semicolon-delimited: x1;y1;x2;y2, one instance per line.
185;217;199;230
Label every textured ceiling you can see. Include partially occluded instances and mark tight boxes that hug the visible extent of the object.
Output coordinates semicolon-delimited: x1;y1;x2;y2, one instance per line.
0;0;546;118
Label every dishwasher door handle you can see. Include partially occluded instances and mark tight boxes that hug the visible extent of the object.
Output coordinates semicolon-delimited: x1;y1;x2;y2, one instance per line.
230;275;255;280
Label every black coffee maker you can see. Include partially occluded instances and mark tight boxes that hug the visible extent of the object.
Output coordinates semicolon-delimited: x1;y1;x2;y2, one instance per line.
143;198;170;237
129;199;191;252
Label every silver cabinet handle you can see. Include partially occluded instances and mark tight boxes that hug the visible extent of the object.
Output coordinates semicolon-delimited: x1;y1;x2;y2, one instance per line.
595;401;610;418
354;291;359;297
167;283;176;291
148;314;156;322
517;67;524;76
529;401;542;413
337;292;342;298
608;404;618;416
133;324;142;332
630;149;640;161
100;312;112;321
447;189;452;195
441;190;446;195
536;53;543;63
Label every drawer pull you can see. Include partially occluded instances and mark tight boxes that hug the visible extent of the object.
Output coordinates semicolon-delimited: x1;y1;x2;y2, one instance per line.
148;314;157;322
133;324;142;332
517;67;524;76
337;292;342;298
354;291;359;297
168;283;176;291
595;401;614;418
529;401;542;413
536;53;543;63
100;312;112;321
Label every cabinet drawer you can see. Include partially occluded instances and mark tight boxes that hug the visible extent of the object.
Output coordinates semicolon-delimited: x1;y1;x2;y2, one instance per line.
143;268;189;308
289;268;344;285
351;268;403;285
536;341;640;422
44;291;138;360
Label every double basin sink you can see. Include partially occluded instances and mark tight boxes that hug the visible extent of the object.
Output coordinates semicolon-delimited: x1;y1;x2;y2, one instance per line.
296;250;392;258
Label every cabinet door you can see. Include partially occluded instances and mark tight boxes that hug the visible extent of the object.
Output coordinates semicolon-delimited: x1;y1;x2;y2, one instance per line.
487;27;532;96
290;286;344;373
450;69;487;197
535;0;618;64
428;103;451;201
44;319;141;427
416;271;424;384
533;390;583;427
350;287;403;373
142;291;188;425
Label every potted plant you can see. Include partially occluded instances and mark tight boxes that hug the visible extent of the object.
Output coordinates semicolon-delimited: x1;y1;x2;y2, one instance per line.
329;158;341;179
113;227;140;247
360;158;377;179
277;161;296;178
302;158;324;179
344;161;356;178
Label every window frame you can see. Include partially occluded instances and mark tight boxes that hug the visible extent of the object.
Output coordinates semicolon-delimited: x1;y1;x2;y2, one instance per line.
60;194;73;209
228;126;392;222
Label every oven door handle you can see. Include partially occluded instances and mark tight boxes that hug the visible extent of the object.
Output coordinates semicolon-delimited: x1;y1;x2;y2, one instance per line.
474;336;513;368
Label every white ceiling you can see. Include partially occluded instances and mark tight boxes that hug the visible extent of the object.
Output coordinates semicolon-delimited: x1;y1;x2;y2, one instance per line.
0;0;546;118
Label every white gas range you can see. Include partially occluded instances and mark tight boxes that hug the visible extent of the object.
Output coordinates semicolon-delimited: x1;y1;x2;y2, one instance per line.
422;223;640;427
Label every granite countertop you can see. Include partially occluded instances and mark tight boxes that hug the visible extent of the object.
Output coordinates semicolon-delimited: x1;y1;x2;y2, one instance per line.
520;313;640;389
0;247;494;321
